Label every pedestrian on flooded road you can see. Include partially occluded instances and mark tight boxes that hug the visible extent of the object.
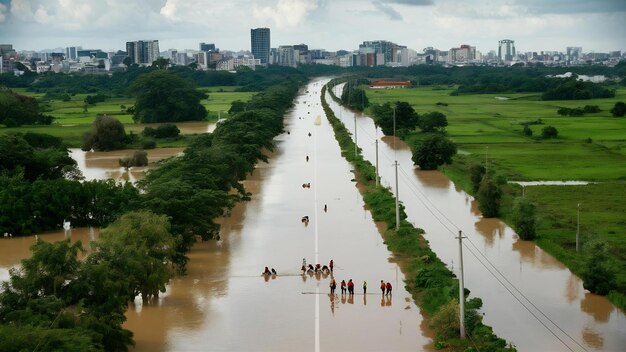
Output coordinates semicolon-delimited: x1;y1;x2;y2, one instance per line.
324;204;327;212
306;155;309;162
329;259;334;272
347;279;354;295
385;282;392;296
330;279;337;294
363;281;367;294
341;280;346;295
380;280;385;295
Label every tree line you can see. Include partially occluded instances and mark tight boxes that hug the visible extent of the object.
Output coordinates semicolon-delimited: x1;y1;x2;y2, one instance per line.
0;74;304;350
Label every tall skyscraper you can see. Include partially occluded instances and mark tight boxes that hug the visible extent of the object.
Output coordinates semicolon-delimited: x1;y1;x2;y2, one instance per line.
65;46;78;60
498;39;515;62
251;28;270;65
126;40;160;65
200;43;216;52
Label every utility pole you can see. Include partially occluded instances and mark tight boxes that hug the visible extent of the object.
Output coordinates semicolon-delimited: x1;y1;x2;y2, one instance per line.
485;146;488;174
457;230;466;339
576;203;580;252
394;160;400;231
375;139;380;187
354;113;358;157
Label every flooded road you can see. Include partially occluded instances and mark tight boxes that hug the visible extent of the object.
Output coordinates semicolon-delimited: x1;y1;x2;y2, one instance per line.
70;148;184;182
329;85;626;351
122;78;432;351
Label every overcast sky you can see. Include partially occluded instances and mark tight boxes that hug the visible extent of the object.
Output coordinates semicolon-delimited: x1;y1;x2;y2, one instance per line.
0;0;624;54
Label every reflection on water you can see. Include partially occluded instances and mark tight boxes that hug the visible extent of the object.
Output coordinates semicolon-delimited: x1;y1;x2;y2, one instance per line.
582;327;604;349
474;217;505;247
581;293;615;323
414;170;450;189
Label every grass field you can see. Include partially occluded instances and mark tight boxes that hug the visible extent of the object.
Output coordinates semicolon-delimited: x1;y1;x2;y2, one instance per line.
2;88;255;147
367;85;626;308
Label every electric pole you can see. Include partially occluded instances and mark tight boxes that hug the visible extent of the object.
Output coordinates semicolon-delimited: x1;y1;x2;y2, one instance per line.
375;139;379;187
394;160;400;231
576;203;580;252
457;230;466;339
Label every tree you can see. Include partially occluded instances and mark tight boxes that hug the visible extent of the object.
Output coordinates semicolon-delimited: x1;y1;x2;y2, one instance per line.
371;101;419;136
522;125;533;136
87;211;176;300
228;100;247;115
610;101;626;117
470;164;486;193
130;70;208;123
82;115;127;151
151;57;170;69
541;125;558;139
142;123;180;138
581;241;617;295
477;175;502;217
512;197;537;240
411;134;457;170
119;150;148;169
419;111;448;132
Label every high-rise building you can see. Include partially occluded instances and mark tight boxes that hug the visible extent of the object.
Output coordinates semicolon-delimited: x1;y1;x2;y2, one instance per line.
126;40;160;65
200;43;216;52
66;46;78;60
358;40;402;65
498;39;515;62
566;47;582;62
251;28;270;65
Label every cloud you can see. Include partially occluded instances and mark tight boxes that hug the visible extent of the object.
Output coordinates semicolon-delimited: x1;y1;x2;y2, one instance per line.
0;3;7;23
253;0;319;28
519;0;626;14
373;1;403;20
379;0;433;5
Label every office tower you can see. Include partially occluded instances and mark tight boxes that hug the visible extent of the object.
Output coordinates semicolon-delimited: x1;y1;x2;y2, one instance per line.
251;28;270;64
66;46;78;60
126;40;160;65
498;39;515;62
200;43;216;52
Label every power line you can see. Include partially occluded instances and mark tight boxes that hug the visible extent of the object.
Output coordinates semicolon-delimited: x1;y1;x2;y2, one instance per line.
328;98;589;352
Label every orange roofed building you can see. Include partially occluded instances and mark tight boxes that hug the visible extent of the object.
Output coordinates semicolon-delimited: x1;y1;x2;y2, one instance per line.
368;80;411;89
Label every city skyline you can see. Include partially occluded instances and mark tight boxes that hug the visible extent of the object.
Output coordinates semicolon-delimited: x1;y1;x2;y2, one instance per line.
0;0;625;54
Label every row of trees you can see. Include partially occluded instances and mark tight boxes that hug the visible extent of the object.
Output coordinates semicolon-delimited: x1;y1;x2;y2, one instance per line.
0;89;53;127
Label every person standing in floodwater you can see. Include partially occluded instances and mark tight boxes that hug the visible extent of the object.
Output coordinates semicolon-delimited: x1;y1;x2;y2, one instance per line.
341;280;346;295
330;279;337;294
347;279;354;295
324;204;327;212
306;155;309;162
363;281;367;294
385;282;392;296
380;280;385;295
329;259;334;272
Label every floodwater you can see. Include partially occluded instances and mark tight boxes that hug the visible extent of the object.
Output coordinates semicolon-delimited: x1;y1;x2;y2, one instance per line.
0;227;99;283
329;84;626;351
126;121;217;135
69;148;184;182
121;77;433;351
510;181;592;186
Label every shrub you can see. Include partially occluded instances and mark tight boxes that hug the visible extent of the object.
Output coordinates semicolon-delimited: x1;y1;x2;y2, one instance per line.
411;134;457;170
477;175;502;217
541;126;558;139
512;197;537;240
610;102;626;117
522;125;532;136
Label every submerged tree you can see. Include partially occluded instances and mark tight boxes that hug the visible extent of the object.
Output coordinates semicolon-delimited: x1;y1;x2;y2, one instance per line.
82;115;127;151
477;174;502;217
411;134;457;170
581;240;617;295
512;197;537;240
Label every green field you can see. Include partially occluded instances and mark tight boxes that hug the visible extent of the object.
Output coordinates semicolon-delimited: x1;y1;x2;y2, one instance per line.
2;88;255;147
367;86;626;308
368;87;626;180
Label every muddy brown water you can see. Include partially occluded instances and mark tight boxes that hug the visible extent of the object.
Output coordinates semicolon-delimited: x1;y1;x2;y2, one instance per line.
2;79;433;351
330;84;626;351
69;147;184;182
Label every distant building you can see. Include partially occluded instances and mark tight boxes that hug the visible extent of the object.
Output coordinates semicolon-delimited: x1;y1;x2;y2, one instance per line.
200;42;216;52
65;46;78;60
277;45;297;67
251;28;270;65
566;46;582;63
448;44;476;64
498;39;515;63
358;40;403;65
126;40;160;65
